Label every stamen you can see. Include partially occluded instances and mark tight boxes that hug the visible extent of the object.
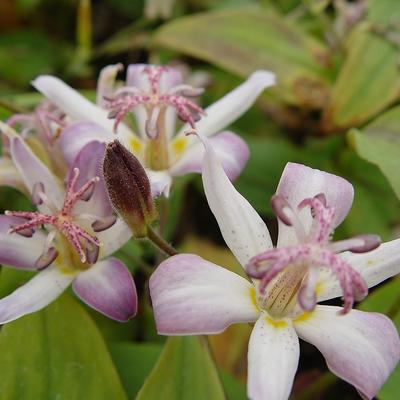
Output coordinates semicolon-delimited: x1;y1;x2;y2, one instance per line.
35;247;58;270
330;234;381;254
91;215;117;232
297;268;318;311
32;182;45;205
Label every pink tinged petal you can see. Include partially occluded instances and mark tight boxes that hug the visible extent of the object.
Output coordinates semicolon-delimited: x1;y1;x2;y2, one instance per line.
0;215;47;269
170;131;249;181
276;162;354;247
0;157;26;193
149;254;260;335
176;70;276;140
248;315;300;400
202;138;272;267
69;141;112;217
32;75;136;143
97;218;132;258
59;122;113;165
146;169;172;197
294;305;400;400
0;266;74;324
73;257;137;322
317;238;400;303
10;136;64;210
96;63;123;107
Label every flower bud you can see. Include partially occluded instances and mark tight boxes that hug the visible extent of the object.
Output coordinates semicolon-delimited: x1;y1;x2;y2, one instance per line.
103;140;157;238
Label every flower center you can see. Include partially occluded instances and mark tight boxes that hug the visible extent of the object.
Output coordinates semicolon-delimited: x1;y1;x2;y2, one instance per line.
247;194;380;317
6;168;115;270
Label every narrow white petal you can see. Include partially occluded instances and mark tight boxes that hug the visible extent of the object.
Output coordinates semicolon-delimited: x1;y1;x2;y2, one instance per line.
149;254;260;335
294;305;400;399
202;138;272;267
0;266;74;324
248;315;300;400
317;238;400;302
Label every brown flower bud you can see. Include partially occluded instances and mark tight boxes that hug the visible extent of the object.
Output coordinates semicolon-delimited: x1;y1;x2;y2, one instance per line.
103;140;157;238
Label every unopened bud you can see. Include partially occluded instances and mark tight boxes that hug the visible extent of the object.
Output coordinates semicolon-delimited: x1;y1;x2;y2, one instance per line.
103;140;157;238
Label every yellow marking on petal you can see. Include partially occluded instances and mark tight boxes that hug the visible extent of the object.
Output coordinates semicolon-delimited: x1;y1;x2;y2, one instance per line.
294;311;313;324
172;137;188;156
129;137;142;155
249;287;260;312
315;282;323;296
265;316;287;329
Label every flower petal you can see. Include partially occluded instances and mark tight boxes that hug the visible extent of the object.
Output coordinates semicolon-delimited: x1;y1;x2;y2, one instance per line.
317;238;400;302
73;257;137;322
294;305;400;400
10;135;64;210
202;138;272;267
69;141;112;218
149;254;260;335
32;75;137;143
0;215;47;269
146;169;173;197
276;162;354;247
175;70;275;140
0;156;26;193
59;122;112;165
170;131;249;181
97;218;132;258
248;315;299;400
0;266;74;324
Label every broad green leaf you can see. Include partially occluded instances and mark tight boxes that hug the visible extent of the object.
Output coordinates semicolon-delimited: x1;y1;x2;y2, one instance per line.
110;342;164;398
219;370;247;400
136;336;225;400
0;295;127;400
358;279;400;400
349;107;400;200
152;7;331;106
323;24;400;131
366;0;400;23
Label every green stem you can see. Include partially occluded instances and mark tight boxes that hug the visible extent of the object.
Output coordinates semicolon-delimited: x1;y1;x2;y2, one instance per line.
147;225;178;257
0;99;27;114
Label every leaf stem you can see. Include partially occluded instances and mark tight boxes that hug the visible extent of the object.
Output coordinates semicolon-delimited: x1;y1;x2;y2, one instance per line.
147;225;178;257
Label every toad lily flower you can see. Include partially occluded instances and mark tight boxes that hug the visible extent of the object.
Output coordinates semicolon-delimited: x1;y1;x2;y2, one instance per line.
0;135;136;324
149;143;400;399
31;64;275;196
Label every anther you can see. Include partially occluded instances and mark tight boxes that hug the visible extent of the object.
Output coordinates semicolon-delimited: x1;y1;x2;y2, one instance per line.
348;234;381;253
270;195;293;226
91;215;117;232
32;182;45;205
35;247;58;270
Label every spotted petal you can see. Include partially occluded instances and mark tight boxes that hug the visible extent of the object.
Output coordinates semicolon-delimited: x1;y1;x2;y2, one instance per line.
170;131;249;181
276;163;354;247
248;315;300;400
202;137;272;267
149;254;260;335
294;305;400;400
73;257;137;322
0;266;74;324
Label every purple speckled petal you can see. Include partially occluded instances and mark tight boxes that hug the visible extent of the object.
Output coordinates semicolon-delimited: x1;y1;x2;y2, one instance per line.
276;163;354;247
149;254;259;335
170;131;249;181
294;305;400;400
248;315;299;400
73;257;137;322
0;266;74;324
0;215;47;269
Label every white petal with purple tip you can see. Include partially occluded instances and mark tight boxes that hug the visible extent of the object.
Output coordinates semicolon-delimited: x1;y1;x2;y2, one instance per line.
276;162;354;247
149;254;260;335
10;136;64;211
73;257;137;322
0;215;47;270
248;315;300;400
170;131;249;181
202;139;272;267
294;305;400;400
0;266;74;324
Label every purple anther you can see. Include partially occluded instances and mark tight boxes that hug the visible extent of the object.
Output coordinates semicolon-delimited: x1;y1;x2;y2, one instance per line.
270;194;293;226
348;234;381;253
85;241;99;264
32;182;45;205
91;215;117;232
35;246;58;270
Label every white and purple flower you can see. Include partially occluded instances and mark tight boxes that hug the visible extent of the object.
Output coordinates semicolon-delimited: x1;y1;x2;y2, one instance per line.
31;64;275;196
0;133;136;324
149;140;400;399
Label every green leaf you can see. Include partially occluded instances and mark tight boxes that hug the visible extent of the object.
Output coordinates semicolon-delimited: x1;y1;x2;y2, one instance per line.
136;336;225;400
110;342;164;398
349;106;400;200
323;24;399;130
152;6;331;106
0;294;127;400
